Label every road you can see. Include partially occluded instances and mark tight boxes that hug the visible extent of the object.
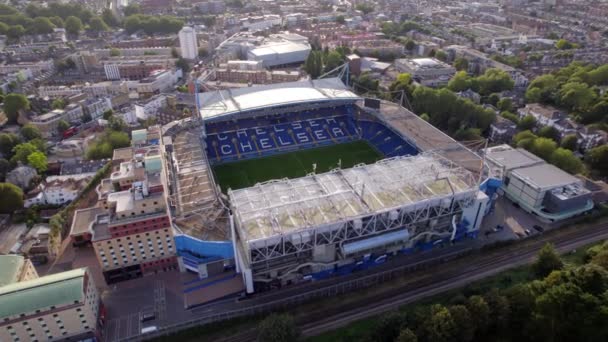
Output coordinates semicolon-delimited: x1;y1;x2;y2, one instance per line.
213;221;608;342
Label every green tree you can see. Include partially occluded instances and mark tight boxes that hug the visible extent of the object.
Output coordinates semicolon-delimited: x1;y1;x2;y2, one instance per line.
484;289;511;333
585;145;608;174
123;4;141;16
336;15;345;24
486;93;500;106
454;57;469;71
10;142;39;165
108;116;126;131
0;158;9;181
257;314;299;342
355;3;374;14
175;58;190;72
7;25;25;41
323;51;343;72
497;97;513;112
3;93;29;123
551;147;583;174
20;123;41;141
448;71;472;92
0;183;23;213
466;295;490;334
370;311;406;342
304;50;323;79
555;38;577;50
530;137;558;160
396;328;418;342
518;115;536;130
102;9;119;27
31;16;55;34
513;130;538;147
504;284;536;340
476;68;514;95
420;304;457;342
88;16;109;32
198;47;208;58
27;151;47;173
50;16;64;28
558;81;596;111
0;22;8;35
0;132;20;157
561;134;578;151
51;98;66;109
538;126;561;142
449;305;475;342
57;120;70;134
102;109;114;120
525;74;558;104
65;16;83;35
501;111;519;124
435;50;448;62
533;243;564;278
404;39;416;51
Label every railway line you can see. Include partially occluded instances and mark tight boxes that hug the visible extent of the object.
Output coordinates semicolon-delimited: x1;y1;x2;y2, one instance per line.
216;221;608;342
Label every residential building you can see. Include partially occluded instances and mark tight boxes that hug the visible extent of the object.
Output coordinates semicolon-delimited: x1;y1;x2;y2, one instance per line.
0;268;103;342
25;175;93;208
179;26;199;60
30;110;65;138
489;115;517;143
578;127;608;151
78;97;113;120
395;58;456;87
0;255;38;287
518;103;566;127
6;165;37;190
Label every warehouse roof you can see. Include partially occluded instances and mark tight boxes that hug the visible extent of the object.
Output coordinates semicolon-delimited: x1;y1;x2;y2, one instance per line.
485;146;544;171
199;78;360;119
511;163;582;191
0;268;85;319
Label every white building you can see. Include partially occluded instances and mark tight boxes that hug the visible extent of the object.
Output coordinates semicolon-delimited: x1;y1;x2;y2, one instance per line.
134;95;168;120
25;175;93;208
104;64;121;80
395;58;456;87
179;26;199;60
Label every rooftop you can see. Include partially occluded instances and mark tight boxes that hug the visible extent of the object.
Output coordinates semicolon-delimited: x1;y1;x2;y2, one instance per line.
485;146;544;171
198;78;360;119
230;153;477;243
71;207;108;237
0;268;86;319
0;255;25;287
512;163;582;191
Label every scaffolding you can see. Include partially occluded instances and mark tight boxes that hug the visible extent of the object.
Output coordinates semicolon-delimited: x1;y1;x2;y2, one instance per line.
229;153;478;267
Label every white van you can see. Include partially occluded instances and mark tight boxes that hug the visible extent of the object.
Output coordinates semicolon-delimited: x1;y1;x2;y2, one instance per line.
141;326;158;334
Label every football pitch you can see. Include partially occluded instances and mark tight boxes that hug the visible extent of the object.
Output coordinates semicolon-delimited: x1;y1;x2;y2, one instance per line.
212;140;383;192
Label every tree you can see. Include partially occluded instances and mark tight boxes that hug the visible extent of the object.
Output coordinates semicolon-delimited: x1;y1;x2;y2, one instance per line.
0;133;20;157
109;48;120;57
487;93;500;106
102;109;114;120
435;50;448;62
0;183;23;213
336;15;345;24
3;93;29;123
558;81;596;111
420;304;457;342
466;295;490;334
257;314;299;342
585;145;608;174
171;47;179;58
198;47;208;58
175;58;190;73
0;158;9;181
555;38;577;50
108;116;126;131
10;142;39;165
484;289;511;333
497;98;513;112
518;115;536;130
65;16;83;35
89;16;109;32
476;68;514;95
27;151;47;173
324;51;343;73
530;137;558;160
123;4;141;16
20;124;41;141
396;328;418;342
370;311;406;342
561;134;578;151
304;50;323;79
448;71;472;92
57;120;70;134
532;243;564;278
102;9;119;27
526;74;558;104
51;98;66;109
513;130;538;148
449;305;475;342
454;57;468;71
7;25;25;41
31;16;55;34
501;111;519;124
0;22;8;35
538;126;561;142
504;284;536;340
355;3;374;14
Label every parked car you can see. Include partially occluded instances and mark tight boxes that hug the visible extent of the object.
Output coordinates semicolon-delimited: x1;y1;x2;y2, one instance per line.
533;225;544;233
524;229;531;236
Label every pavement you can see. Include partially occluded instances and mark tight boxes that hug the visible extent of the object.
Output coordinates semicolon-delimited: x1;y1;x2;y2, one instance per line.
480;196;550;242
0;223;27;254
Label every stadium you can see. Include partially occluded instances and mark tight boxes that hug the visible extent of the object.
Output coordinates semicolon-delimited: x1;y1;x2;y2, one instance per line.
162;78;496;294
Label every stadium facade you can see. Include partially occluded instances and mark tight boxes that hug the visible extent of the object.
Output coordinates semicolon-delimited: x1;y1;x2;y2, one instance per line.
162;78;495;294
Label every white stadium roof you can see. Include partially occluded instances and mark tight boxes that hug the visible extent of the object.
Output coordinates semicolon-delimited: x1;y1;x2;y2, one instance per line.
230;152;478;243
198;78;360;120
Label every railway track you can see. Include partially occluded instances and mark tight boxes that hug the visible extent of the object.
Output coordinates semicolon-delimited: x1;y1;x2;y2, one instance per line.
217;222;608;342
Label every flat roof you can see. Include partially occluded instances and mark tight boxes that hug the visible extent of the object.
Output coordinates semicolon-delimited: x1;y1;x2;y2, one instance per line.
198;78;360;120
511;163;581;190
485;147;544;171
0;268;85;319
0;255;25;287
71;207;107;236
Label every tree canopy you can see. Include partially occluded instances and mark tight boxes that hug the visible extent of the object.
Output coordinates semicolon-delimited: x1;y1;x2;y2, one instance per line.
65;16;83;35
0;183;23;213
257;314;299;342
3;93;29;123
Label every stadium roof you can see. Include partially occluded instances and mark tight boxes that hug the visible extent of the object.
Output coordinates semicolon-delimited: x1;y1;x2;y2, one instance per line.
198;78;360;120
0;268;85;319
230;153;478;243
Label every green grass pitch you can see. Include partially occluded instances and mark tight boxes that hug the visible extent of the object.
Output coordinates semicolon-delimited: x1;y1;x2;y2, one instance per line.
212;140;383;192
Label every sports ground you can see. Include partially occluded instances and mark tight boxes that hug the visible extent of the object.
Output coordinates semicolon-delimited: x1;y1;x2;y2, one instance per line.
212;140;383;192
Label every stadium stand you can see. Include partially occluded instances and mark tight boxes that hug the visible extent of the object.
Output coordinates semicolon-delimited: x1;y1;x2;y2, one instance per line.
205;105;418;163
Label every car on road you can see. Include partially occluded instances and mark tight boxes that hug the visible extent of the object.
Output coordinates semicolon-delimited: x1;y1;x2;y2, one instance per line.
533;225;544;233
140;312;155;322
524;229;531;236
